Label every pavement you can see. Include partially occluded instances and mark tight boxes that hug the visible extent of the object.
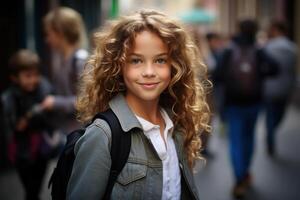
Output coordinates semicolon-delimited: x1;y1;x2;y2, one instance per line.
195;103;300;200
0;97;300;200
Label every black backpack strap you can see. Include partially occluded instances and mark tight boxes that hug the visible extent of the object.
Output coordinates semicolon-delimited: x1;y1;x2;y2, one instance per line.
93;109;131;200
48;130;85;180
48;129;85;198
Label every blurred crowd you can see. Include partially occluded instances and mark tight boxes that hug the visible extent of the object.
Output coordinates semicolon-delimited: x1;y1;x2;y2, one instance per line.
0;5;298;200
200;18;298;199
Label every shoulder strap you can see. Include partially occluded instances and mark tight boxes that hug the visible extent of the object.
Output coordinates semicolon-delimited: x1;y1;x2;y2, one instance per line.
93;109;131;200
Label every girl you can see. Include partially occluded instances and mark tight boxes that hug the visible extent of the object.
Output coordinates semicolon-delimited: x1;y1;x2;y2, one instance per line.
67;10;211;200
42;7;88;133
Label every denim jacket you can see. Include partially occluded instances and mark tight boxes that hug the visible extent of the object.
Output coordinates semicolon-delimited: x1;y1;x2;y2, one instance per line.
67;94;200;200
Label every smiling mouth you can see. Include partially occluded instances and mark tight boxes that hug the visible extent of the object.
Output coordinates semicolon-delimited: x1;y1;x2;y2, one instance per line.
138;82;159;89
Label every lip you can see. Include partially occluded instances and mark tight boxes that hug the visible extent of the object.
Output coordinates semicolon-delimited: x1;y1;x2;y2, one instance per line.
138;82;160;89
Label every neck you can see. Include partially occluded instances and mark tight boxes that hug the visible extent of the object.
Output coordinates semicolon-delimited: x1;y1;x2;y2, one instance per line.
125;95;161;125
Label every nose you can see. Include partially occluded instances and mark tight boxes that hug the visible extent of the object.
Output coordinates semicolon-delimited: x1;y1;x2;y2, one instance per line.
142;62;156;77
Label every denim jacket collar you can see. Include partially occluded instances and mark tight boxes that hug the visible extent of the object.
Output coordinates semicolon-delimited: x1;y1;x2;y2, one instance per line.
109;93;142;132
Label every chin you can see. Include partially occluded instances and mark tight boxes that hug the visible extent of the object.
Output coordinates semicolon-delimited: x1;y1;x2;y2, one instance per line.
138;93;161;102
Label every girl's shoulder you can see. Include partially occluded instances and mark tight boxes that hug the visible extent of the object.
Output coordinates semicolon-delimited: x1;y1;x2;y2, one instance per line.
87;118;112;137
74;119;112;154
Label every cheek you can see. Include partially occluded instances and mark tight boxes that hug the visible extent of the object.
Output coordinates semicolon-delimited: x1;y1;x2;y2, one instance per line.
122;66;138;82
161;67;172;83
32;76;40;85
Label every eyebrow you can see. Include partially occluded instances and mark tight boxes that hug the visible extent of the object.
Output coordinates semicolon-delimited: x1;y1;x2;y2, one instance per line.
129;53;168;57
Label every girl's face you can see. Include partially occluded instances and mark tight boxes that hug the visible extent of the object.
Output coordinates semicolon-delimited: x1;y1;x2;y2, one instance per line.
123;30;171;105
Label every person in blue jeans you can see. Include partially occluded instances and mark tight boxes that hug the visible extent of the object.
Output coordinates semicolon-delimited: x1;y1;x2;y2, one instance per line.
216;19;278;199
225;104;260;187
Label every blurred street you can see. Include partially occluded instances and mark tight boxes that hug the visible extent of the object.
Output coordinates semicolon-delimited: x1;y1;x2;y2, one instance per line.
0;92;299;200
195;101;300;200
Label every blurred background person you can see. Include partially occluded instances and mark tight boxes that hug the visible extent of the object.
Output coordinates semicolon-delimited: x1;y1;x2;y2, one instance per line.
205;32;226;127
1;49;53;200
42;7;88;135
206;32;223;73
199;32;224;158
263;20;298;156
216;19;278;199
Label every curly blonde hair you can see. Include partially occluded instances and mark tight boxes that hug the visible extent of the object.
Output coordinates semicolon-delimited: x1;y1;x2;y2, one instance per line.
76;10;211;168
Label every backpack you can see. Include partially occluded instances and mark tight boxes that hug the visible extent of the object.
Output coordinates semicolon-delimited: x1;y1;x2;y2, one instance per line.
224;44;260;99
48;109;131;200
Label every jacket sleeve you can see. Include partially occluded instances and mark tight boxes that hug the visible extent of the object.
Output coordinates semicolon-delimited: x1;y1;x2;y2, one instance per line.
0;91;17;142
66;119;112;200
53;50;87;113
52;96;76;113
257;48;279;77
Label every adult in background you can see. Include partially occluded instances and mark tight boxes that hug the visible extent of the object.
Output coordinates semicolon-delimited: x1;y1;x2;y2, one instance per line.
202;32;224;157
42;7;88;134
216;19;278;199
263;20;298;156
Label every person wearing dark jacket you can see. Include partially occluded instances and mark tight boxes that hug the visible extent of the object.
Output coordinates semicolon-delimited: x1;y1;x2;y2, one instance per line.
216;19;278;199
1;49;54;200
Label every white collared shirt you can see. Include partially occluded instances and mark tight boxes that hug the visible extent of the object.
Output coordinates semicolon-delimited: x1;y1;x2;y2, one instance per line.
135;109;181;200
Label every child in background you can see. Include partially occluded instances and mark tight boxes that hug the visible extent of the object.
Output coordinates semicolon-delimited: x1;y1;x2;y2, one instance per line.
67;10;211;199
1;49;53;200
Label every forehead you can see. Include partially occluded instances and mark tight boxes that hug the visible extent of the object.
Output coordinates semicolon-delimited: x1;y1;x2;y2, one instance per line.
130;30;168;55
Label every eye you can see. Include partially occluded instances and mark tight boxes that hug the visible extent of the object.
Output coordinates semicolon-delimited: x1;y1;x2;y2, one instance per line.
155;58;167;64
130;58;142;64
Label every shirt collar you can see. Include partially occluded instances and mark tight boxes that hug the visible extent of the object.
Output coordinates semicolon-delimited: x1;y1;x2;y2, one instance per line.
160;108;174;134
135;108;174;135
